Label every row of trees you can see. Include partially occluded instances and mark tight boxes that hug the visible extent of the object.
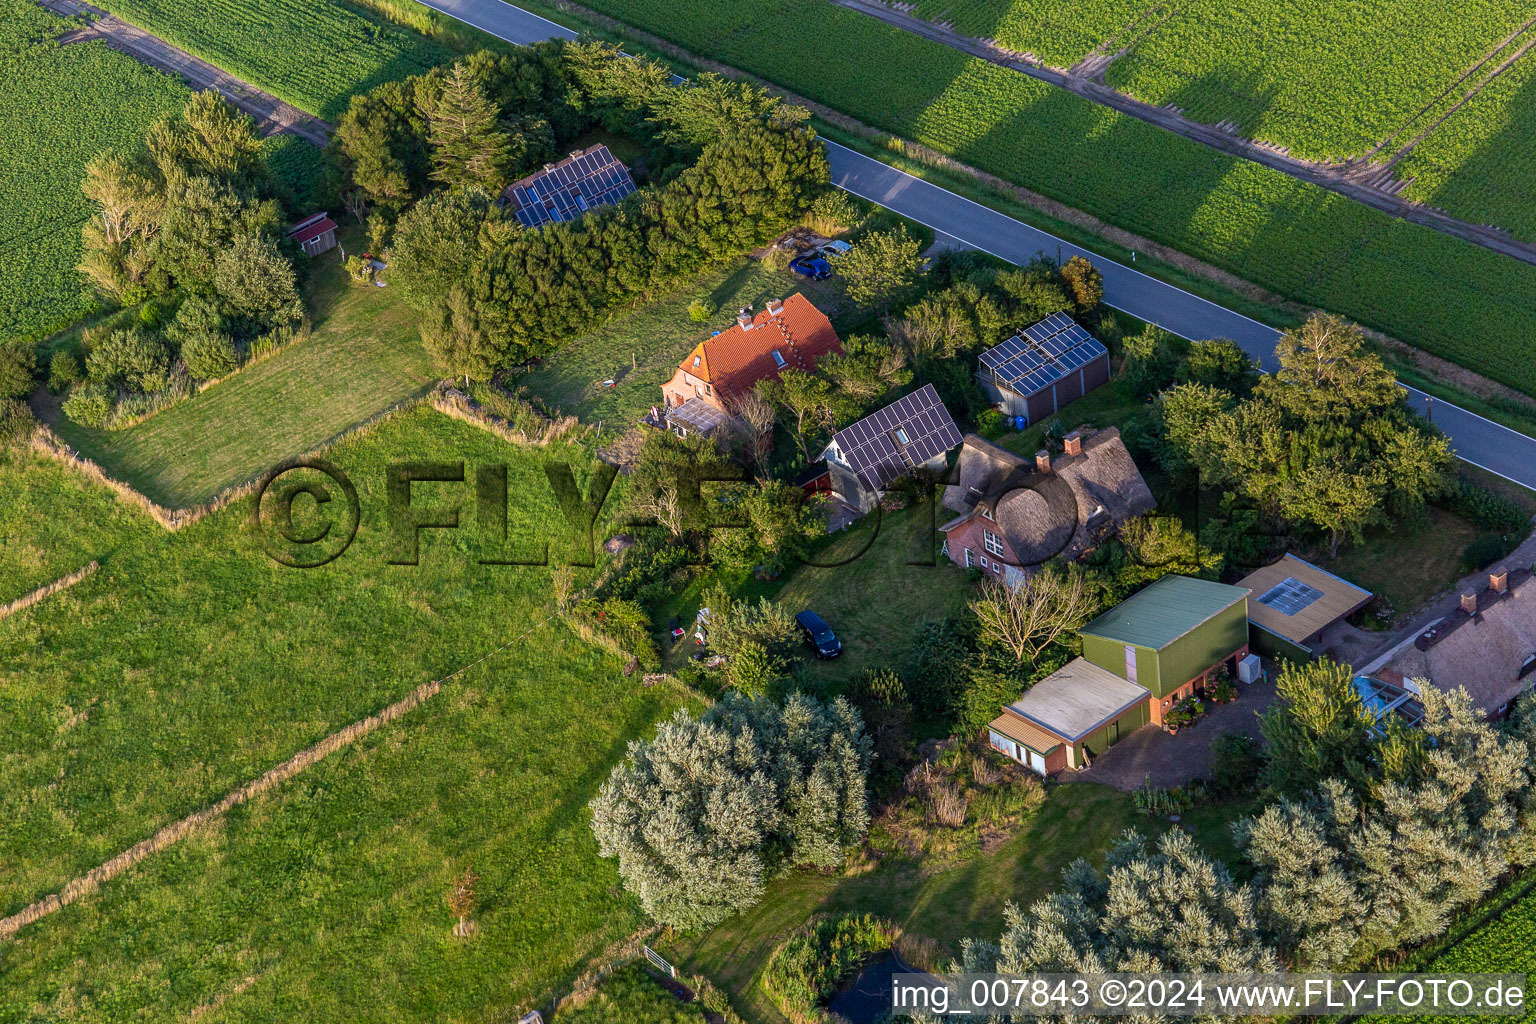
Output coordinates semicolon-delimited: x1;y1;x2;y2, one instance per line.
590;692;872;930
948;674;1536;993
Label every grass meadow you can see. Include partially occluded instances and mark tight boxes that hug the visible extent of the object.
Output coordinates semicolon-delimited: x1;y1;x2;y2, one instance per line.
0;407;697;1022
44;231;438;507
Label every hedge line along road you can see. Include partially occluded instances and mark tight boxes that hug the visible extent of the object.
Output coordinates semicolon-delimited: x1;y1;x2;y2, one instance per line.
416;0;1536;491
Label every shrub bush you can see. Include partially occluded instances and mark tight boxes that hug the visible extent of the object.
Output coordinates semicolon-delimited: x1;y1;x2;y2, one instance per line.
1463;532;1518;572
180;331;239;379
1209;732;1262;796
86;327;172;394
687;297;715;322
976;408;1005;434
1438;478;1529;534
48;350;83;394
0;343;38;399
62;380;114;428
762;914;896;1024
0;398;35;451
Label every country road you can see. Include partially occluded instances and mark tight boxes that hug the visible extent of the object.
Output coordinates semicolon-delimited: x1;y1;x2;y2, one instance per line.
411;0;1536;492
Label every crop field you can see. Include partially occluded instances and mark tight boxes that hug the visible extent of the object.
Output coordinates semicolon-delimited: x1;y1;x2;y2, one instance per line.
1101;0;1536;161
902;0;1152;67
565;0;1536;396
0;410;686;1021
91;0;454;119
46;232;437;507
0;1;188;342
1395;53;1536;245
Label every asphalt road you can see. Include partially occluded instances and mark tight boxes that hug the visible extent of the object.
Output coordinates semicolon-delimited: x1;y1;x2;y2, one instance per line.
415;0;1536;492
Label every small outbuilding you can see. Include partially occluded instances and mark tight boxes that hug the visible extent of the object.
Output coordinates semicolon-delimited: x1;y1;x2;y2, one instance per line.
1235;553;1373;661
287;212;338;256
501;145;637;228
988;657;1151;775
976;312;1110;424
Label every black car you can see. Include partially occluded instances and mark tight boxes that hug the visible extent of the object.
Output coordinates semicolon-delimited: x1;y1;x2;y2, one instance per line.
795;610;842;659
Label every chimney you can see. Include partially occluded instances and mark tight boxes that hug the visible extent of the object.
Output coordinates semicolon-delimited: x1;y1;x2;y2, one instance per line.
1491;566;1509;593
737;307;754;330
1461;589;1479;616
1063;431;1083;457
1035;449;1052;473
766;297;784;317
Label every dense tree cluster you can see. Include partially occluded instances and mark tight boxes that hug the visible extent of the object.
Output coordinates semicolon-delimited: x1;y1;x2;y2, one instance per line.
1159;314;1453;555
71;93;305;426
590;692;871;930
338;41;829;378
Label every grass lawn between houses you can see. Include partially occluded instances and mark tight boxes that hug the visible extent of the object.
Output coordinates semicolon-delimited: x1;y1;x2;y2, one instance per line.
658;782;1256;1024
39;228;437;508
0;408;700;1023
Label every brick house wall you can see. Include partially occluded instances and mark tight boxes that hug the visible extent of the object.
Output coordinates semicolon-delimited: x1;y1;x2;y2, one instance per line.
943;515;1017;581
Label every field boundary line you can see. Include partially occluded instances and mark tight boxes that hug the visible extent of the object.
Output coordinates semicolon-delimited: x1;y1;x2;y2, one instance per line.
0;610;559;940
0;561;99;621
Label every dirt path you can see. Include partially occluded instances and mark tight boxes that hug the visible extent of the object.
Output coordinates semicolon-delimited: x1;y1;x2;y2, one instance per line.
825;0;1536;269
38;0;333;147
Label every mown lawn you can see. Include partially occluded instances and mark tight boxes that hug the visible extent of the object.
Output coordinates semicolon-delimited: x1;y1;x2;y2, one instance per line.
44;233;437;507
0;449;158;605
516;258;801;426
743;505;975;686
1312;506;1482;622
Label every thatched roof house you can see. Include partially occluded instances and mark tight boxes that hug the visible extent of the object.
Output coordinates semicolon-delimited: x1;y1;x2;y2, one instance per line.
1371;565;1536;719
940;427;1155;585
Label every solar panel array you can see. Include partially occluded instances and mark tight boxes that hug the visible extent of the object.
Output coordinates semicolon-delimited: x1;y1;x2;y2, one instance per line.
979;312;1109;397
1257;576;1325;616
829;383;963;491
506;146;637;229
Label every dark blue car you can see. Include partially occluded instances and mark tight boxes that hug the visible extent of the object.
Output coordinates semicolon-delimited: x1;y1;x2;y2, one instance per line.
789;254;831;280
795;610;842;659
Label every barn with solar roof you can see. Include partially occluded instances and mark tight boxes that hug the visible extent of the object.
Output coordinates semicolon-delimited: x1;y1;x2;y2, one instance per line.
819;384;962;512
977;312;1110;423
499;145;637;228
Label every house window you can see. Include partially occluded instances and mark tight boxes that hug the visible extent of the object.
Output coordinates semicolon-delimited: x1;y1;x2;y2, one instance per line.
694;384;703;399
993;562;1002;574
980;555;990;570
964;548;975;568
983;530;1004;557
771;350;787;368
894;427;910;445
1124;645;1138;683
692;355;701;368
704;385;712;396
981;506;994;521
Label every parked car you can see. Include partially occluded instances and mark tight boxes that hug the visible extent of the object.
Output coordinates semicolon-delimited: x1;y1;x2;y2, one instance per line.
795;609;842;658
818;240;852;257
789;254;831;280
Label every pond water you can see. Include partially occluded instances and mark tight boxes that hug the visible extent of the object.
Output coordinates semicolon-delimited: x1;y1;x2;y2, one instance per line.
827;951;897;1024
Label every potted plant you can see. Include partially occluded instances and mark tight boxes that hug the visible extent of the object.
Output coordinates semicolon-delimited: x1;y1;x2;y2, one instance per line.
1212;677;1238;705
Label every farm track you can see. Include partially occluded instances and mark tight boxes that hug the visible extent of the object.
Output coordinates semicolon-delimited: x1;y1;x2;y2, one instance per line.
37;0;334;146
824;0;1536;269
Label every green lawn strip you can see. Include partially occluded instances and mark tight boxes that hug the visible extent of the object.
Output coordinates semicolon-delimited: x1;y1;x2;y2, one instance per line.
44;242;437;507
660;783;1220;1023
1313;506;1482;621
517;258;800;424
0;1;189;341
0;619;686;1022
0;408;624;916
551;963;707;1023
0;450;159;605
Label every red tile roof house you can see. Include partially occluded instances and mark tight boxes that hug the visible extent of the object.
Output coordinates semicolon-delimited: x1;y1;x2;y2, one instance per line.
287;212;338;256
938;427;1154;587
657;293;842;437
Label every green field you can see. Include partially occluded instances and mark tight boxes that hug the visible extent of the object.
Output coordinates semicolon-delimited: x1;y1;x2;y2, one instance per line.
517;258;801;424
1102;0;1536;161
45;235;437;507
0;409;692;1022
90;0;453;120
554;0;1536;396
0;0;188;342
0;451;159;606
902;0;1150;66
